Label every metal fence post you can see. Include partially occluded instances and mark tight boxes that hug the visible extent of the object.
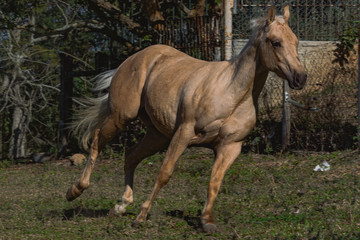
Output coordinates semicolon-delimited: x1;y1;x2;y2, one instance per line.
282;80;291;151
358;31;360;148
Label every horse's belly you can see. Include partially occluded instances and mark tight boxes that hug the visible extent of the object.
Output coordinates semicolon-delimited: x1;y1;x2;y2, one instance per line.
143;98;178;138
142;72;189;138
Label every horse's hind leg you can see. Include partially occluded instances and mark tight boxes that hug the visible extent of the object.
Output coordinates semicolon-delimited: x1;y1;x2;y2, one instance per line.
66;116;121;201
110;126;169;215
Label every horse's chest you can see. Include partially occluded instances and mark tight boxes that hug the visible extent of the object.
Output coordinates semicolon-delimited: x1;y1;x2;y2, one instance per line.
218;104;257;143
192;101;256;145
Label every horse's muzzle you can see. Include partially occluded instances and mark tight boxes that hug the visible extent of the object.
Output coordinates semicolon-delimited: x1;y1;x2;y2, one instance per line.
289;72;307;90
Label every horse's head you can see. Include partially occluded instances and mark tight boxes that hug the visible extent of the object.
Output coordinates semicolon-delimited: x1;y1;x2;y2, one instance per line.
258;6;307;90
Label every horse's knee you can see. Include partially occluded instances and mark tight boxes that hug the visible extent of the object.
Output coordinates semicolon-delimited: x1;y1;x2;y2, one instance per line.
157;169;172;187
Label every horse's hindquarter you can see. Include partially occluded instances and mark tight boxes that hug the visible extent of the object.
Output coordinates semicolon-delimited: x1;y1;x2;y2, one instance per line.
143;48;217;137
109;45;190;126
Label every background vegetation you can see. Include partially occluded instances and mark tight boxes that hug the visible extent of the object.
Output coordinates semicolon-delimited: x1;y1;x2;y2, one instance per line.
1;0;359;160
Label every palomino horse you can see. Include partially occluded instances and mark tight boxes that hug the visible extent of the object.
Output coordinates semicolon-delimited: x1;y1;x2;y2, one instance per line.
67;6;306;233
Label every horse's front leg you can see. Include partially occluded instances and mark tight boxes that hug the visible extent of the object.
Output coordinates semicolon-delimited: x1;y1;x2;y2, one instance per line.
133;123;195;224
201;141;242;233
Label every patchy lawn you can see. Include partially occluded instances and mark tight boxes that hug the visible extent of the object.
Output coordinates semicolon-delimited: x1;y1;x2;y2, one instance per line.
0;149;359;239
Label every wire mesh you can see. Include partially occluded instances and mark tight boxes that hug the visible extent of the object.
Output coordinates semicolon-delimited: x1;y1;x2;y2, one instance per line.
233;0;360;41
232;1;359;151
245;40;358;152
157;16;223;61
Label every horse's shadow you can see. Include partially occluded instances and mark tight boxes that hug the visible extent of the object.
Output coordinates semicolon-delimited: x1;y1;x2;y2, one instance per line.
47;207;109;220
165;209;202;229
48;207;201;229
48;206;134;220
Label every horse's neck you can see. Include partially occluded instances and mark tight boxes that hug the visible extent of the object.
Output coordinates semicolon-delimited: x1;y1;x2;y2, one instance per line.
253;64;269;103
229;39;268;102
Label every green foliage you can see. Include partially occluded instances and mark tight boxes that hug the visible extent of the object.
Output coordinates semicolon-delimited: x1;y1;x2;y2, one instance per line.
333;20;360;67
0;160;11;169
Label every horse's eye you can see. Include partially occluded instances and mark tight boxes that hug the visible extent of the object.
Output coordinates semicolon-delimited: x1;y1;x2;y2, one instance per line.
271;41;281;48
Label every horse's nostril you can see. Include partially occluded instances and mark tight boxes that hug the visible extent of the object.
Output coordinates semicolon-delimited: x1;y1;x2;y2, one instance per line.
302;73;307;82
295;72;307;87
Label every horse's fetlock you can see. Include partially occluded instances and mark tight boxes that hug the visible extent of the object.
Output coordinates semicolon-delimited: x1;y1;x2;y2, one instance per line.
122;195;133;205
201;213;213;224
66;184;83;201
78;181;89;190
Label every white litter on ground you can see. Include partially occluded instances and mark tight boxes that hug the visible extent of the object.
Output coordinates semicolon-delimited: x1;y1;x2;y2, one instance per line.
313;161;330;172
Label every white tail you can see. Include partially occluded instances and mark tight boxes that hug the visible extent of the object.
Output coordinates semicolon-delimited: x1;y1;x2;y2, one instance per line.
71;69;116;150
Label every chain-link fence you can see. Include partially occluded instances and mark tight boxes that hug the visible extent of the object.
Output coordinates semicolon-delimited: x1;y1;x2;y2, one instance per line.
233;0;359;41
233;1;359;152
72;1;359;154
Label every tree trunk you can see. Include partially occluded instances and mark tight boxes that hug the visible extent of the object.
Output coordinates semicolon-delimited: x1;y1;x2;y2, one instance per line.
9;105;27;159
224;0;233;60
0;112;3;159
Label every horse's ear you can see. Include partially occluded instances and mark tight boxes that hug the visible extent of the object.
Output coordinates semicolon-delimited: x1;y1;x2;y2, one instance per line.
267;6;276;25
284;5;290;24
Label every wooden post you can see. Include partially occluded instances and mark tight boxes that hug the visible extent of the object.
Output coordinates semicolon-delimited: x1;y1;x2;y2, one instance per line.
282;80;291;151
59;54;73;155
224;0;234;60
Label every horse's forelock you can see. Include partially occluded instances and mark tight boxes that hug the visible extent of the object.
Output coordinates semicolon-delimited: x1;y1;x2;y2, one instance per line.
250;16;286;32
250;17;266;31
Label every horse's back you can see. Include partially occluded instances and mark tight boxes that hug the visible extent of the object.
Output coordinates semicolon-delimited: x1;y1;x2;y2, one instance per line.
109;44;193;98
108;44;228;135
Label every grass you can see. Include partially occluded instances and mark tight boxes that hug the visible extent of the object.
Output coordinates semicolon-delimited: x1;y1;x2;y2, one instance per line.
0;149;360;239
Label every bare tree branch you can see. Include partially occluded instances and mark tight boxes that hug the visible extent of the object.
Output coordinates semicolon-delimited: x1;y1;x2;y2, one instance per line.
87;0;145;35
177;1;192;16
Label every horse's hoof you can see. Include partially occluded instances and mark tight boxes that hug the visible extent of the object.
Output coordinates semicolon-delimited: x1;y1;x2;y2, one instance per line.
108;207;118;218
202;223;217;234
108;204;126;217
66;184;82;201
